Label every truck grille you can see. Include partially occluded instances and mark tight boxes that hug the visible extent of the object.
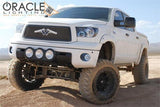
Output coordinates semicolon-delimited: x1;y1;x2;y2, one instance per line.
23;25;71;41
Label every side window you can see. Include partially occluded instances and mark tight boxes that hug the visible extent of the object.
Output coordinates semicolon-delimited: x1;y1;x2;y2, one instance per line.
122;13;135;32
114;11;124;21
114;11;125;28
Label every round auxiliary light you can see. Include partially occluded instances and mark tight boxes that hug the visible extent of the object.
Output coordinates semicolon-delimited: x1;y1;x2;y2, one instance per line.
45;49;54;60
81;53;91;61
35;49;44;59
25;48;34;58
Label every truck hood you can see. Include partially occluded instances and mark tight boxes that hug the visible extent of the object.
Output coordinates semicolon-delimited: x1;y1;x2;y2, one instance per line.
26;18;107;26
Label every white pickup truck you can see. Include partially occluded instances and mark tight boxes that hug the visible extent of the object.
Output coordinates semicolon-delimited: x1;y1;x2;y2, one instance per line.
8;7;149;104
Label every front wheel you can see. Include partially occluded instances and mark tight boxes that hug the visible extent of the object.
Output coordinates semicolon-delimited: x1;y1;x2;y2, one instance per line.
8;59;45;91
79;60;120;104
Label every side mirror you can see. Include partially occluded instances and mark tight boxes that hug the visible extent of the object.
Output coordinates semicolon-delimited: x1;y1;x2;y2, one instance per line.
114;17;136;28
124;17;136;28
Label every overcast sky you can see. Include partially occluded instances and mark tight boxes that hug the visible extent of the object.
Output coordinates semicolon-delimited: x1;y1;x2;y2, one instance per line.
0;0;160;48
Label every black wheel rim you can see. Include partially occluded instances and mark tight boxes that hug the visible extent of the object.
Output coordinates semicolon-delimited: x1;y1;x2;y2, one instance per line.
93;68;116;100
21;64;36;83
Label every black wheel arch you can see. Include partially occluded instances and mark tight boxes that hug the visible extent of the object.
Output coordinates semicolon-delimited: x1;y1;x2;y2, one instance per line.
99;41;115;62
142;48;148;57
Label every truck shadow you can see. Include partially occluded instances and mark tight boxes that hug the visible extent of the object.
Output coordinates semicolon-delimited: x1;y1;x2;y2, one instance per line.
40;78;160;107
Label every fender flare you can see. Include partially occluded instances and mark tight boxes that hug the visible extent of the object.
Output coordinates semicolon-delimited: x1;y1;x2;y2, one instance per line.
99;34;116;62
99;34;116;44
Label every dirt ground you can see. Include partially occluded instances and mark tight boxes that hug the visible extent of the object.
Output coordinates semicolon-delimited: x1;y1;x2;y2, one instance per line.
0;56;160;107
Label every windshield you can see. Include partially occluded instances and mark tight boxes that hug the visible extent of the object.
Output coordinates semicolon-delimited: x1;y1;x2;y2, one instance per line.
49;7;111;22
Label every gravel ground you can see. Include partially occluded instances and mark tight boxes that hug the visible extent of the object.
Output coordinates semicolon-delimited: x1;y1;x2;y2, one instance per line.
0;57;160;107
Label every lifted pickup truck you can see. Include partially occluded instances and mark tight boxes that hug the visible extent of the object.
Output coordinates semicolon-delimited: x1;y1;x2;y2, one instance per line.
8;7;149;104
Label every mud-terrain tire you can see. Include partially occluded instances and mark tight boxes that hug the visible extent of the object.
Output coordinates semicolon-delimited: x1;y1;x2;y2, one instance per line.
79;60;120;104
133;55;149;84
8;59;45;91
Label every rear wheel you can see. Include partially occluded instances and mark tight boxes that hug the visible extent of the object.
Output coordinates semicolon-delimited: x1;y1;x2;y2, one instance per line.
8;59;45;91
79;60;120;104
133;55;149;84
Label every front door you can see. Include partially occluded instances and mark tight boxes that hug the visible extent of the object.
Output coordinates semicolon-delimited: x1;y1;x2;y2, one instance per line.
113;11;140;64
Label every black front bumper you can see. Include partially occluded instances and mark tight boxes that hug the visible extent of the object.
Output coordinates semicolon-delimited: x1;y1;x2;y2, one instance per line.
16;48;72;66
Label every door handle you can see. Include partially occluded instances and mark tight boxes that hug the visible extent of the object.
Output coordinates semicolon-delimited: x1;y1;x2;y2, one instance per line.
136;36;139;39
126;33;129;37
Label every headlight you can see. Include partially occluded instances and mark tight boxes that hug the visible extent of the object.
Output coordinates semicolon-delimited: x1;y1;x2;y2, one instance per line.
77;31;86;37
76;27;98;38
85;27;95;37
35;49;44;59
25;48;34;58
16;23;25;33
45;49;54;60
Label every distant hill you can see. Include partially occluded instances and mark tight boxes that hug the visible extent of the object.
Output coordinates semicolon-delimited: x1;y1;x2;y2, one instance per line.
0;42;159;61
0;48;11;61
149;42;160;56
